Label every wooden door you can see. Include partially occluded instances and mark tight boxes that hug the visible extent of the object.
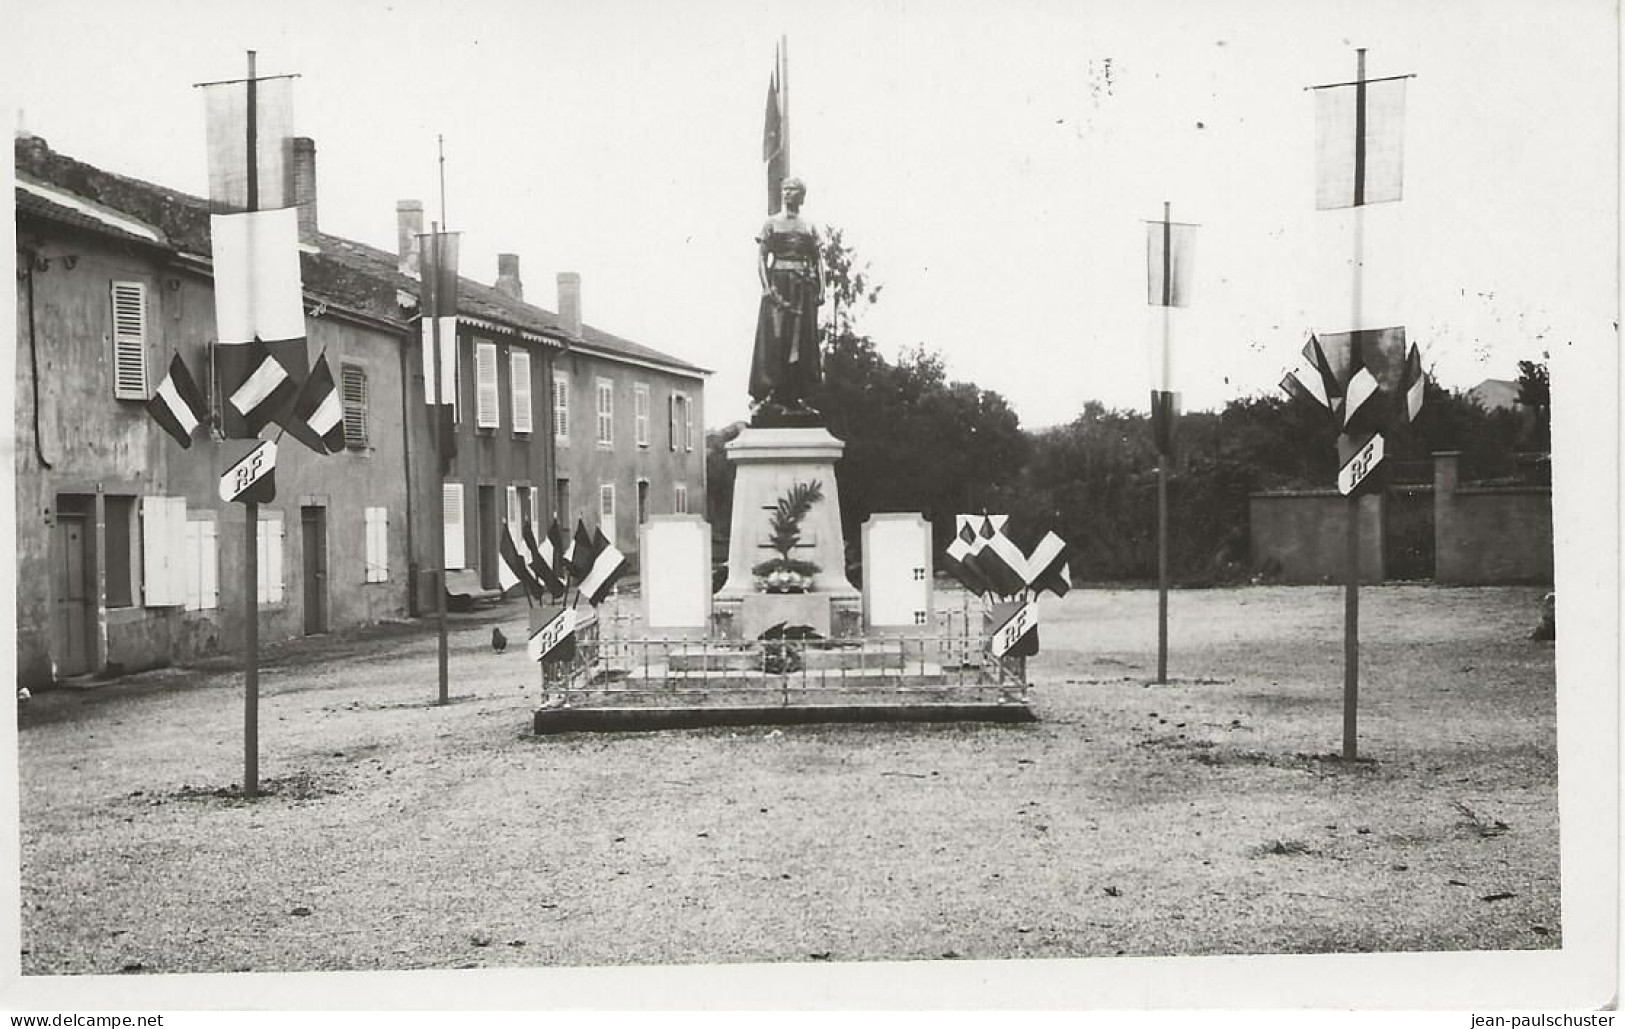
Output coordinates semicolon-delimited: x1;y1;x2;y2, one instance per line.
51;513;94;676
301;506;329;635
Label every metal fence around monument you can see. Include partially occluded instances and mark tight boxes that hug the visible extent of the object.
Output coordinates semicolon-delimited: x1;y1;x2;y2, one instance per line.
538;596;1027;708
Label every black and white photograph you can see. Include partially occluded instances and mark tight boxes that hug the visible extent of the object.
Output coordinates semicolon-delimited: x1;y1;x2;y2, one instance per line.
2;0;1618;1016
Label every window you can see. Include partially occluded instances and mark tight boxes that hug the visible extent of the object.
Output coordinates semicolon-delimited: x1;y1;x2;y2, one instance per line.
674;483;689;515
555;478;570;525
140;496;187;607
634;383;651;446
110;281;149;400
599;483;616;540
552;371;570;442
256;511;285;605
364;506;388;583
637;480;650;524
595;377;614;446
474;340;499;429
104;496;136;608
443;483;465;570
671;392;694;452
341;363;369;451
506;485;524;527
511;349;533;434
183;517;219;611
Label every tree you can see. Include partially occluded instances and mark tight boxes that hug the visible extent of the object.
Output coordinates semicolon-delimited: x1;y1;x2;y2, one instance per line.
1515;359;1551;451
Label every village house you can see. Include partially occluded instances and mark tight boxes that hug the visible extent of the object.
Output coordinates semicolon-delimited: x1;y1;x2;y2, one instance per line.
13;133;708;690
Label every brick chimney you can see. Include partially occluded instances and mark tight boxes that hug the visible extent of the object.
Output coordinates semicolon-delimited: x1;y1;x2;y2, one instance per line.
557;272;582;338
396;200;423;277
495;254;523;301
291;137;318;242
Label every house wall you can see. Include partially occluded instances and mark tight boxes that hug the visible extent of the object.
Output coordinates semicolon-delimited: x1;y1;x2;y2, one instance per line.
549;349;706;567
15;221;415;689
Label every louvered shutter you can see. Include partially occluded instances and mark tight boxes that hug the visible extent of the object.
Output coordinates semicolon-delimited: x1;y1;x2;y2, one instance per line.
111;281;149;400
364;506;388;583
141;495;187;606
475;342;499;429
510;349;533;434
443;484;465;569
257;513;285;604
341;364;369;450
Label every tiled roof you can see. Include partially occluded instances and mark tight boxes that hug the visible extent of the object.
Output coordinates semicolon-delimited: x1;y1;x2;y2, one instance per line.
15;135;706;375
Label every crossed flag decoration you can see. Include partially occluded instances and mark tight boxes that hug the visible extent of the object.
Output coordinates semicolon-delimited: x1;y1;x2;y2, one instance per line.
1279;328;1427;437
499;517;627;609
939;514;1074;658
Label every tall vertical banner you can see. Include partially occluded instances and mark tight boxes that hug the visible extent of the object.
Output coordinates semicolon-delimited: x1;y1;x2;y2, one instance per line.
419;230;461;472
1314;73;1407;210
763;37;788;215
1145;208;1195;456
200;73;307;438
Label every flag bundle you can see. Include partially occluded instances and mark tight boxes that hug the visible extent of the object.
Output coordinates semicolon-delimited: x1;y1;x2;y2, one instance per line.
283;353;345;454
1280;329;1425;433
419;230;461;473
1146;212;1196;456
510;518;627;607
763;39;787;215
200;70;307;438
146;353;210;448
940;515;1073;600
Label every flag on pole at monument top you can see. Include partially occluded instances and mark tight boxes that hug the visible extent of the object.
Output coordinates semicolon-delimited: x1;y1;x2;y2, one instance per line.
498;521;541;598
419;229;461;471
146;352;210;449
1022;532;1073;599
579;527;629;606
1146;211;1196;456
941;517;989;597
523;520;567;599
200;69;308;438
763;39;787;215
283;352;345;454
1313;69;1408;210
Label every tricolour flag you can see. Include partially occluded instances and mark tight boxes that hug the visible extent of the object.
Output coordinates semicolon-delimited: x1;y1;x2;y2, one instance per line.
568;520;599;582
1147;212;1195;457
284;353;344;454
499;521;541;598
523;521;567;599
1022;532;1072;598
200;71;308;438
763;39;787;215
1313;72;1407;210
1313;326;1410;435
1342;342;1380;432
147;352;209;448
1401;342;1426;422
941;519;988;597
974;516;1029;599
419;229;461;472
579;528;629;606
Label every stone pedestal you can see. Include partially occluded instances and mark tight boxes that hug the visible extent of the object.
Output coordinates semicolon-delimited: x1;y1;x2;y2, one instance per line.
715;426;861;636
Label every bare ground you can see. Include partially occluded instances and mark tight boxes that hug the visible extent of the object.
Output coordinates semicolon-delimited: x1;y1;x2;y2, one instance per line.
15;584;1558;974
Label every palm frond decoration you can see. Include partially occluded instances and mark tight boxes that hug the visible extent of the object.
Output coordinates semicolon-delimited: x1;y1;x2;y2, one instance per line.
767;480;823;560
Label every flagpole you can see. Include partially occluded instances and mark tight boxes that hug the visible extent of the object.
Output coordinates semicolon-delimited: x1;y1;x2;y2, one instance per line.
1342;48;1368;763
778;35;789;178
429;223;449;706
1156;200;1172;685
242;49;261;798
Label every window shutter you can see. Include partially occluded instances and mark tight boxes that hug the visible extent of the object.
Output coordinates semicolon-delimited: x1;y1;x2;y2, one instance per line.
200;520;218;610
511;350;533;434
634;384;650;446
552;373;569;440
111;281;149;400
474;342;499;429
595;378;614;445
443;483;465;569
341;365;369;450
184;521;202;611
364;506;388;583
257;513;285;604
141;495;187;606
684;394;694;451
668;394;677;451
528;486;541;528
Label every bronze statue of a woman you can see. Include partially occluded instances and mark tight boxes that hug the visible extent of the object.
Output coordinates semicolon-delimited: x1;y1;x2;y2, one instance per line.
749;177;825;425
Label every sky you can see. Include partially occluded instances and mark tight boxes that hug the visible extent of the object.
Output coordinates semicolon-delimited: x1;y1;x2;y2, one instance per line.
4;0;1617;430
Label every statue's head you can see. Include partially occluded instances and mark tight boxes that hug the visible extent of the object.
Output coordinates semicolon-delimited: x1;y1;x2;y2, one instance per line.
781;177;807;204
